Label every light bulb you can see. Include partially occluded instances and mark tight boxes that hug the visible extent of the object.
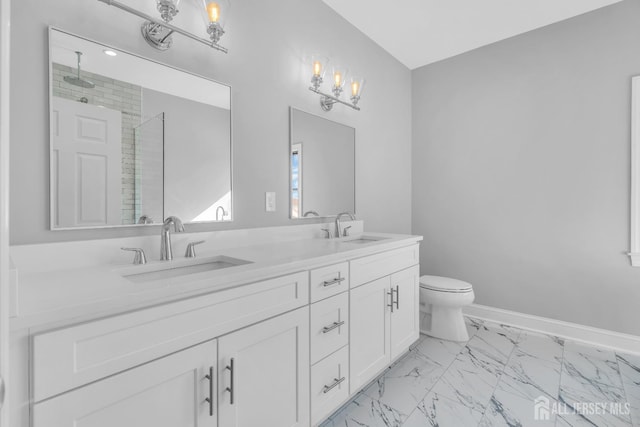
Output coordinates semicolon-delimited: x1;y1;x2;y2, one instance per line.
313;61;322;77
207;2;221;22
334;72;342;87
351;81;360;97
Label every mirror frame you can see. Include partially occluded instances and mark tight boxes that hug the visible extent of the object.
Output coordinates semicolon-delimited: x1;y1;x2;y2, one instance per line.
288;106;356;220
48;27;233;230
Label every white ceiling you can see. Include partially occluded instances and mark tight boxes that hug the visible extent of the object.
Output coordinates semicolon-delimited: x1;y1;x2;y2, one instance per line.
322;0;623;70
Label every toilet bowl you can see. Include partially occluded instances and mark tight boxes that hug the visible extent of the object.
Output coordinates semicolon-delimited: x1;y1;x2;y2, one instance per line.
419;275;474;342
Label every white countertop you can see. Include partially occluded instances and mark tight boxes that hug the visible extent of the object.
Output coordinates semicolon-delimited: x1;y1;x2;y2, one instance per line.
11;229;422;331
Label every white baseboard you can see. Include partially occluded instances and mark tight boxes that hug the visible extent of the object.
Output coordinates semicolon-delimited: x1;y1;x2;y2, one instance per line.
463;304;640;356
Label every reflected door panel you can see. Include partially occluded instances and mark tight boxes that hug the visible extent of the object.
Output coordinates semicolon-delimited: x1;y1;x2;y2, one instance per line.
52;97;121;228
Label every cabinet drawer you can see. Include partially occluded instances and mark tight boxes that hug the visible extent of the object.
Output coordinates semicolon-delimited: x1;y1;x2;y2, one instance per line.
32;271;308;402
350;244;419;288
311;346;349;426
310;293;349;364
310;262;349;302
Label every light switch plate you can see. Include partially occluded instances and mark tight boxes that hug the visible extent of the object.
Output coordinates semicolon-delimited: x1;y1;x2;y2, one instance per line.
265;192;276;212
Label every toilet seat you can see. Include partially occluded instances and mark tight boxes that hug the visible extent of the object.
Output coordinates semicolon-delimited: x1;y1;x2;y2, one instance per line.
420;275;473;293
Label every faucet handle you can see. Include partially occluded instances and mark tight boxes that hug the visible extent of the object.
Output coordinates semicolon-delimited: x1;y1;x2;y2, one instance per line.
185;240;205;258
121;247;147;265
321;228;332;239
343;226;352;237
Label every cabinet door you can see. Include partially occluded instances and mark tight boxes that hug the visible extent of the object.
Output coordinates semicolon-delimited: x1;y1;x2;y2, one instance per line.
32;340;217;427
349;276;391;393
390;265;420;359
218;307;310;427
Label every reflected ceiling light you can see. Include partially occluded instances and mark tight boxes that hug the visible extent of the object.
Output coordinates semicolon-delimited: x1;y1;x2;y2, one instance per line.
97;0;229;53
308;55;364;112
103;49;118;57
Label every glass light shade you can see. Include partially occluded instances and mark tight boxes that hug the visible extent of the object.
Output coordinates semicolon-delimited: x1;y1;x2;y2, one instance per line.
350;77;365;98
331;65;348;91
201;0;230;27
311;54;329;79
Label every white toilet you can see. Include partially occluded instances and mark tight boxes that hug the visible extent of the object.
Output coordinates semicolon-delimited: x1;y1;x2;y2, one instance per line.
419;275;475;342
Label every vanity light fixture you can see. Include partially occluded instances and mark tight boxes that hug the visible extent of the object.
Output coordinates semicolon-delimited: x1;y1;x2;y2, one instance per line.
308;55;364;112
97;0;229;53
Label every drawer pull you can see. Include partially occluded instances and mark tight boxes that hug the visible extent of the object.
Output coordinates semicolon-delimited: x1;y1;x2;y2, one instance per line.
323;376;346;394
204;366;214;416
323;277;346;287
225;358;235;405
322;321;345;334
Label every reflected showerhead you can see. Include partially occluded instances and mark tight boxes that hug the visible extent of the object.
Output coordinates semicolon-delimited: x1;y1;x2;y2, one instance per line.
64;51;95;89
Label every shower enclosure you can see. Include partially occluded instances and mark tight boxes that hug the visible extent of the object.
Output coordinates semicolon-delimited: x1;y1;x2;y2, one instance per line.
132;113;164;225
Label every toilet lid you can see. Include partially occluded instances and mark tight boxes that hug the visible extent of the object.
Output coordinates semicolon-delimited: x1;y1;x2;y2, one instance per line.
419;275;473;293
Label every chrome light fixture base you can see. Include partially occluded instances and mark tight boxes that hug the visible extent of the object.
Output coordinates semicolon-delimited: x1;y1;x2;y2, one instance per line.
98;0;228;54
156;0;179;22
207;22;225;44
311;75;323;91
309;87;361;112
141;22;174;51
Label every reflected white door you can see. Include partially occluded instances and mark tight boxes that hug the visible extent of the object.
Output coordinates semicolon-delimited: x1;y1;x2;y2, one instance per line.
51;97;122;227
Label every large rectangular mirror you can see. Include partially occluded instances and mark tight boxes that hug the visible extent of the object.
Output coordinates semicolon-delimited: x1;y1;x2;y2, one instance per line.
49;28;232;229
289;108;355;219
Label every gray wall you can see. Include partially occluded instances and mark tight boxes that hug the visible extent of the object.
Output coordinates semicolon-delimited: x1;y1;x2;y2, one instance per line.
142;88;231;222
10;0;412;243
412;0;640;335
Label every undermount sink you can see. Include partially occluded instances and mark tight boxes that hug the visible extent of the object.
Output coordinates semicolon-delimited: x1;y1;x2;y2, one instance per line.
122;256;252;283
341;235;389;244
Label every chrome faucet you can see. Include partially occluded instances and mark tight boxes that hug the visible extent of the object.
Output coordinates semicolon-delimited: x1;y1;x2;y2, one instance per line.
335;212;356;238
160;216;185;261
215;206;227;221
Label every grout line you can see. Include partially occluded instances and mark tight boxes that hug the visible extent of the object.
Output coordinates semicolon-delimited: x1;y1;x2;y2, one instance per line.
479;325;523;423
555;335;567;426
614;352;634;427
400;324;482;426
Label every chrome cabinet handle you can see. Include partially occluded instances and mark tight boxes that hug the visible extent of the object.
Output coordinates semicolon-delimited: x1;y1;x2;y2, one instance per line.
323;277;345;287
205;366;214;416
387;289;394;313
323;376;346;394
120;247;147;265
394;285;399;310
322;320;345;334
226;358;235;405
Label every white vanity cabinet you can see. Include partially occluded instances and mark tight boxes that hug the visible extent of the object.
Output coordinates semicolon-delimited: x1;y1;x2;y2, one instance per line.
33;340;218;427
217;306;310;427
349;246;420;393
17;236;422;427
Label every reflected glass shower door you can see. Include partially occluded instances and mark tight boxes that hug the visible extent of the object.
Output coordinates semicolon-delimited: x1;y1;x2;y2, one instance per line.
133;113;164;224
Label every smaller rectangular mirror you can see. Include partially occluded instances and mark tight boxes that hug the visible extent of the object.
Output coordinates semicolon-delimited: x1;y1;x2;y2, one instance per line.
289;108;355;219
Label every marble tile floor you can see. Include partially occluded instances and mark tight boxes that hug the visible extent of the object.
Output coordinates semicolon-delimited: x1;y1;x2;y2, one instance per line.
320;317;640;427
